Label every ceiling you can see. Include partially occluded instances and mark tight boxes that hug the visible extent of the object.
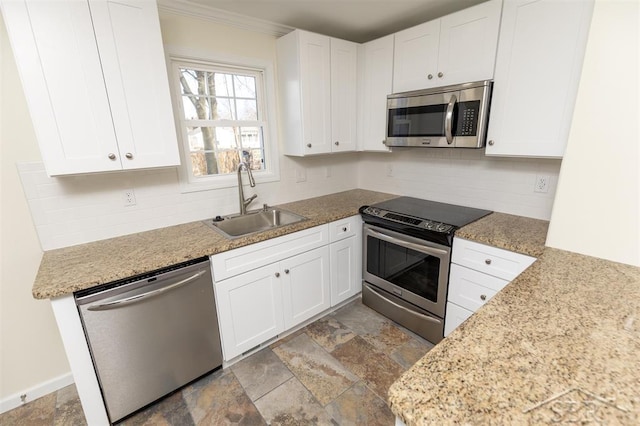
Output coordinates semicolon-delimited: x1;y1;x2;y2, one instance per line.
186;0;488;43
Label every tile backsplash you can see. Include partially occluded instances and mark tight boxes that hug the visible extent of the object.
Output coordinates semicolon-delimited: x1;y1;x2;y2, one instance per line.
19;150;560;251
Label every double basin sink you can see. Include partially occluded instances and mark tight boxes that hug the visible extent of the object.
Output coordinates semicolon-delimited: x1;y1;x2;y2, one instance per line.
204;207;307;239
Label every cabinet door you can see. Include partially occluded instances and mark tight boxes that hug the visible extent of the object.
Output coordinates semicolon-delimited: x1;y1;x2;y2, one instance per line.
359;35;393;152
330;235;362;306
89;0;180;169
1;0;120;176
215;263;284;360
299;31;332;154
393;20;441;92
486;0;594;158
281;246;331;329
330;38;357;152
444;302;473;337
437;0;501;86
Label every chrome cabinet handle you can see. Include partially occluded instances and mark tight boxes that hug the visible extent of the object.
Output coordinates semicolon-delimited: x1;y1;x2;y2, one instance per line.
342;227;347;232
306;143;312;148
275;272;280;278
108;153;116;160
438;72;444;78
445;94;457;145
284;269;290;274
488;140;495;146
334;141;339;146
480;294;487;301
125;152;133;159
427;74;433;80
87;271;206;311
485;259;492;265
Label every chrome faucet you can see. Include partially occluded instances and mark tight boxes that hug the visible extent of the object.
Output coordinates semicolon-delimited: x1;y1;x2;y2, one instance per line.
237;162;257;215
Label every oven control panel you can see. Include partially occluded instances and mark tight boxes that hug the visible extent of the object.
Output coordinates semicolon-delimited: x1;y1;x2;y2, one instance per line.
361;207;454;234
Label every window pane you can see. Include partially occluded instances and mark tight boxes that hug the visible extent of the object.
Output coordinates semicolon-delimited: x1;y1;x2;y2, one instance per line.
190;152;218;177
234;75;256;99
214;127;238;149
179;68;198;94
244;148;265;171
213;73;234;97
239;127;262;149
211;98;235;120
182;95;210;120
236;99;258;120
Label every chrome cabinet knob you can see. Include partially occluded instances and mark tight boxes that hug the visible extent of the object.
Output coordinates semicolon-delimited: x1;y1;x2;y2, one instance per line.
342;227;347;232
437;72;444;78
382;140;386;144
125;152;133;159
488;140;495;146
275;272;280;278
334;141;339;146
485;259;492;265
108;153;116;160
306;143;312;148
427;74;433;80
480;294;487;301
284;269;290;274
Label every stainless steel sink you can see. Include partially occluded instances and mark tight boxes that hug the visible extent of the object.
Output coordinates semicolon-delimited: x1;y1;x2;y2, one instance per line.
204;207;307;239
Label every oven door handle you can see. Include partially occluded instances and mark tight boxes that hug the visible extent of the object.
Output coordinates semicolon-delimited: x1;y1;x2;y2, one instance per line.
367;228;449;257
366;284;442;325
445;94;457;145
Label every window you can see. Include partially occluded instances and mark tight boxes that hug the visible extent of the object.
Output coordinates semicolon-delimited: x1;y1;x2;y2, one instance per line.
169;53;279;191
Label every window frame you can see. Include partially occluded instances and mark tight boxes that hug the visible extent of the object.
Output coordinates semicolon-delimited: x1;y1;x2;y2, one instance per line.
166;46;280;192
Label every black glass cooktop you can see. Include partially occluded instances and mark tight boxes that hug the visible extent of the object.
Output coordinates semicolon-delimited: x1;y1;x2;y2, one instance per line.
359;196;492;245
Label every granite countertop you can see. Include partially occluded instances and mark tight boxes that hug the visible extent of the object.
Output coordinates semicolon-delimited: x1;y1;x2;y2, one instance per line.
389;248;640;424
33;189;398;299
455;212;549;257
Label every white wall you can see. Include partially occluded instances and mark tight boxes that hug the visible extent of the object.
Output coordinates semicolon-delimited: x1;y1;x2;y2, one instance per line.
546;0;639;266
358;149;561;220
0;16;70;404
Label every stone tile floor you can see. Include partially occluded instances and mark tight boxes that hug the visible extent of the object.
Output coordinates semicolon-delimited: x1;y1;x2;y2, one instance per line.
0;299;434;425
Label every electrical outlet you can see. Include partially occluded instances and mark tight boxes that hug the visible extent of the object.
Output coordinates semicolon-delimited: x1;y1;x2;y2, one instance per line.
387;164;394;177
295;168;307;183
534;175;550;193
325;166;332;178
123;189;137;206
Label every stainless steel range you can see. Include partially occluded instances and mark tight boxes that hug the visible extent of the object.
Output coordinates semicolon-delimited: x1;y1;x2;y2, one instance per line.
359;197;491;344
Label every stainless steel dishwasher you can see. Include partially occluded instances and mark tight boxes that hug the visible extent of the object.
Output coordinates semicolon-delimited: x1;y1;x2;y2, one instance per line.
75;257;223;424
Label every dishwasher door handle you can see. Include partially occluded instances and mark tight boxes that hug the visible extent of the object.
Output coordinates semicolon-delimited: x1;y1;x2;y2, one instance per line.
87;270;206;311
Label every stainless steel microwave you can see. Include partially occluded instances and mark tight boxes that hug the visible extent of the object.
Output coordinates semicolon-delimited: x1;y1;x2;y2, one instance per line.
385;80;493;148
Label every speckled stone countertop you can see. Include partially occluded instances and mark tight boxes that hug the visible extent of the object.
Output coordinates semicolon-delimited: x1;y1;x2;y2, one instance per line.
389;247;640;424
33;189;397;299
456;212;549;257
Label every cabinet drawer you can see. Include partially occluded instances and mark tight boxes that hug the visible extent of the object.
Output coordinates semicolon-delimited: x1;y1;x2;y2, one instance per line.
212;225;328;281
448;264;507;312
452;238;536;281
444;302;473;337
329;215;362;243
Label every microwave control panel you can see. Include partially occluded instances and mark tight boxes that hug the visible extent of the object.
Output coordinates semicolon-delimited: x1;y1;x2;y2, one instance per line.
457;100;480;136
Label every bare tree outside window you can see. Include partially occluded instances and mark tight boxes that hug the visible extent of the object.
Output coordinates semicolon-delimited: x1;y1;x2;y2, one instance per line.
176;64;266;179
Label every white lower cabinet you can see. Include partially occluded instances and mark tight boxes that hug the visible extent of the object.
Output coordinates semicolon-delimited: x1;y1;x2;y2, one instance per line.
214;263;285;359
213;216;363;361
282;247;331;329
445;238;536;336
329;215;363;305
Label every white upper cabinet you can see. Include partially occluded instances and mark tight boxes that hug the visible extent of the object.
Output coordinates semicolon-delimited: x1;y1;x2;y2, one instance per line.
2;0;180;176
485;0;594;158
393;0;502;93
357;35;394;152
277;30;357;156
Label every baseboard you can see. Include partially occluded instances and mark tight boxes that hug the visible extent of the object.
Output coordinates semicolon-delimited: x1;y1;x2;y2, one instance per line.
0;372;74;414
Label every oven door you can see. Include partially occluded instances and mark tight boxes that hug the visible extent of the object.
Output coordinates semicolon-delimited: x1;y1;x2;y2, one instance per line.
363;224;450;318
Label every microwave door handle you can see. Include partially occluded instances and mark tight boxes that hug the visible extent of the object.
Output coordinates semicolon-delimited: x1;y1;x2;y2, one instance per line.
367;228;449;257
445;94;457;145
